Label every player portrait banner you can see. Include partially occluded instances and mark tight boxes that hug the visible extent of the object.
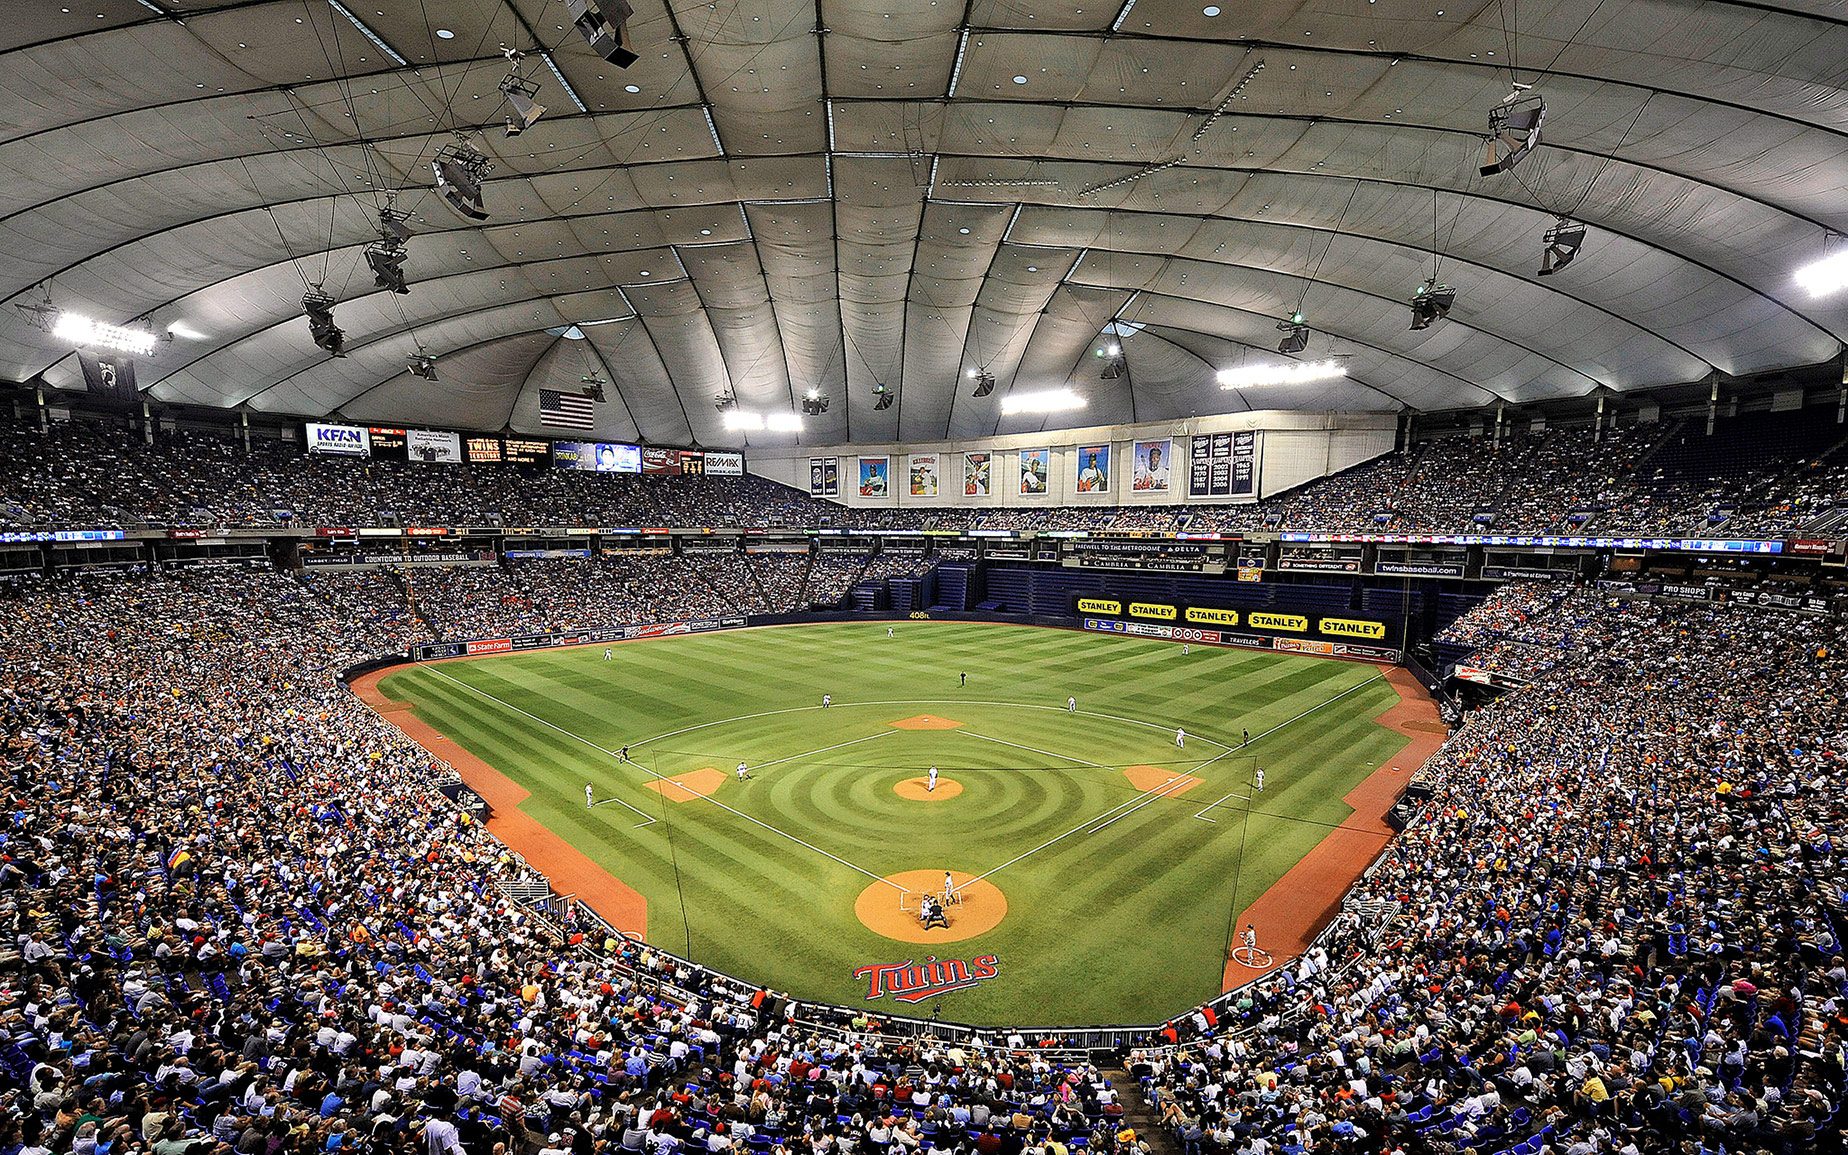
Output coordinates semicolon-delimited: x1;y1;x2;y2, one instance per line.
859;456;890;497
1074;444;1110;494
809;457;839;496
307;422;370;456
963;452;991;497
909;453;940;497
1018;448;1049;495
1132;438;1172;493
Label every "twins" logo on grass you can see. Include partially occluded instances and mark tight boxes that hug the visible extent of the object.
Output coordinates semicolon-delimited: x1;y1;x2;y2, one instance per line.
853;955;999;1003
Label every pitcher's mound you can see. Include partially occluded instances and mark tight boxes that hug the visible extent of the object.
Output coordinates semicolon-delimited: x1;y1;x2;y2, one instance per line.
1124;764;1202;795
855;870;1007;943
888;715;964;730
895;777;962;800
644;767;727;802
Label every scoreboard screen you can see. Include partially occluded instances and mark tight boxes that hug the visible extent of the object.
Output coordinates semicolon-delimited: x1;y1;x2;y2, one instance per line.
504;438;552;465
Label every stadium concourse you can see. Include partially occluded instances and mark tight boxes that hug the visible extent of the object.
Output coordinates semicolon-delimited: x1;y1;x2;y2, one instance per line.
1;411;1846;537
0;545;1844;1155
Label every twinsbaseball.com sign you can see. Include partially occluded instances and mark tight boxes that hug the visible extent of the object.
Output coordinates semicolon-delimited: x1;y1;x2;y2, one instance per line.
853;955;999;1003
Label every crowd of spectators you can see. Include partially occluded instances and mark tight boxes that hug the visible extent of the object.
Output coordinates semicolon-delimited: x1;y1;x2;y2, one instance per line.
2;413;1844;538
1140;585;1848;1153
3;538;1848;1155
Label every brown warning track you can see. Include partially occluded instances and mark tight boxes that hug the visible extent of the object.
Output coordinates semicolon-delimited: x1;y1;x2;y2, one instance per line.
1220;665;1444;991
349;667;649;938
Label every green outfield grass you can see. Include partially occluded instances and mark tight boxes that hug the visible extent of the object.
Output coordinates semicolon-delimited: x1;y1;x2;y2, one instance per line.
377;622;1405;1025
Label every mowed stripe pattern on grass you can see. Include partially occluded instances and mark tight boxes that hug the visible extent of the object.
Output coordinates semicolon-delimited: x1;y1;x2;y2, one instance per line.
379;622;1403;1025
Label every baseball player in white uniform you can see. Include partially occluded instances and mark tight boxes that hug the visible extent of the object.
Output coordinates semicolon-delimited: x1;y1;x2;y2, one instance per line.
927;765;939;792
1175;727;1186;748
585;783;595;808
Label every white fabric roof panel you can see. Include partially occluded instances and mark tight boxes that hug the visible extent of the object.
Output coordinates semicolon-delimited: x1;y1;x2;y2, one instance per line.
3;0;1846;443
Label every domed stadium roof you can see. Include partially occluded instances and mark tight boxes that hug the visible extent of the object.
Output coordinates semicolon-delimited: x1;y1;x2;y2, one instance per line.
2;0;1845;446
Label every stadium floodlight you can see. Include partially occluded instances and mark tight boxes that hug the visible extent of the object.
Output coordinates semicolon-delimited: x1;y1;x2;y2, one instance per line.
302;289;345;357
1408;280;1456;330
564;0;638;68
872;383;895;411
801;389;830;416
1276;316;1310;355
431;139;493;221
51;312;159;356
499;72;546;137
969;369;995;398
1794;245;1848;297
1219;358;1347;389
722;410;761;431
765;412;803;431
999;388;1085;415
1480;87;1544;176
365;238;409;294
378;203;415;243
1538;219;1586;277
406;352;439;380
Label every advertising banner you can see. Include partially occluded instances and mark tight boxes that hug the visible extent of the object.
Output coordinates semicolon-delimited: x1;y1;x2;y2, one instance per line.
1083;617;1127;633
1129;602;1176;620
465;437;502;464
1075;445;1110;494
1376;561;1467;577
810;457;839;497
1077;597;1122;615
1126;622;1172;638
368;427;408;460
1019;448;1049;495
1249;612;1309;633
704;452;743;475
1273;638;1336;656
1318;617;1386;640
964;452;991;497
858;456;889;497
1278;556;1361;572
643;448;683;475
465;638;512;655
407;429;462;463
909;453;939;497
1132;439;1172;493
1185;606;1239;626
307;422;369;456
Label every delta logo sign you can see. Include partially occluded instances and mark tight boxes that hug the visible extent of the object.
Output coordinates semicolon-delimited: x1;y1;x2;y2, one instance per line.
853;954;1000;1003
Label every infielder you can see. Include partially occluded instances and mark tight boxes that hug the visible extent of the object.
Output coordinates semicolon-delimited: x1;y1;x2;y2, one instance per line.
736;761;751;781
822;693;831;708
585;783;595;808
1175;727;1186;748
1254;767;1265;792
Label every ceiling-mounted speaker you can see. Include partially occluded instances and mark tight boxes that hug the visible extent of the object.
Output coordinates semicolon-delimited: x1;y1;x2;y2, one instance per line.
431;141;492;221
565;0;638;68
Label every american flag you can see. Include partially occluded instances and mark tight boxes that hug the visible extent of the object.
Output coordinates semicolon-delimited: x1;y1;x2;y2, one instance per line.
539;388;596;429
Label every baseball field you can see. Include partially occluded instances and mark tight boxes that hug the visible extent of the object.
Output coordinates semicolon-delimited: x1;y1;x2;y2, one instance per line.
369;621;1416;1026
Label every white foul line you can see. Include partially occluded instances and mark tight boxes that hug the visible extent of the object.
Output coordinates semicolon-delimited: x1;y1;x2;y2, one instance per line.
1083;774;1196;834
1192;673;1386;821
421;666;902;890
